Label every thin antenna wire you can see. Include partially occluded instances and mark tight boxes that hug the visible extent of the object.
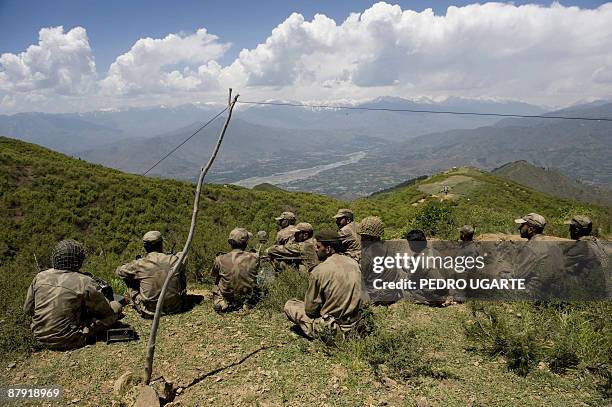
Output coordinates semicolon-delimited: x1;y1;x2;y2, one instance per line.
238;100;612;122
142;107;228;176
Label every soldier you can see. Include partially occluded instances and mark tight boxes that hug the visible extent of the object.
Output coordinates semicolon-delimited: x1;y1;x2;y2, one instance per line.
460;225;474;242
453;225;478;303
563;215;609;298
211;228;260;312
267;223;319;272
403;229;448;306
284;230;364;340
23;240;122;350
565;215;598;242
334;208;361;262
515;213;547;241
275;211;297;245
359;216;399;305
115;231;186;319
513;213;564;298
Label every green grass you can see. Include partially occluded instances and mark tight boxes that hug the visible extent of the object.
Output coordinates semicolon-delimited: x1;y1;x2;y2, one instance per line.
466;301;612;396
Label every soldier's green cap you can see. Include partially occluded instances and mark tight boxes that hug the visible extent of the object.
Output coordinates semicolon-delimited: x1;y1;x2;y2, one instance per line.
275;211;296;221
460;225;475;234
142;231;162;244
229;228;253;244
314;229;341;243
564;215;592;228
514;213;546;228
334;208;353;218
295;222;313;232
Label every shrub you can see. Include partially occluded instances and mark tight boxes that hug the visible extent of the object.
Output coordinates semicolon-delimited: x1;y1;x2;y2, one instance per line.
257;263;310;312
466;301;612;389
352;327;452;381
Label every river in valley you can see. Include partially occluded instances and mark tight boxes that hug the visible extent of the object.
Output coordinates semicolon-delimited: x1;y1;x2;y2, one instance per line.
233;151;366;188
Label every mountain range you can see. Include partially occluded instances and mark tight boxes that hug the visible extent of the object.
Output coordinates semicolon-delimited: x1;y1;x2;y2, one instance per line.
492;161;612;207
281;101;612;198
1;97;610;200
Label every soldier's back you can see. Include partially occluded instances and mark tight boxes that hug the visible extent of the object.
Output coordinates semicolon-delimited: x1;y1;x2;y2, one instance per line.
309;254;363;322
340;222;361;261
118;251;185;315
25;269;99;349
214;250;259;300
276;227;296;245
300;238;319;272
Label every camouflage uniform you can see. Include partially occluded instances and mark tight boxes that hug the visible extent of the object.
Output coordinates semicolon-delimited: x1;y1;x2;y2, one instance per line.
358;216;395;304
116;252;186;318
276;227;297;245
275;212;297;245
23;240;121;350
284;253;364;339
211;228;260;312
115;231;186;318
267;223;319;272
212;250;260;311
335;209;361;262
513;214;564;298
563;216;610;298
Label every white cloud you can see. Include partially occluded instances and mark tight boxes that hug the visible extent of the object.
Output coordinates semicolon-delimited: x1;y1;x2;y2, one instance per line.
220;2;612;104
593;57;612;84
0;26;96;95
99;29;229;95
3;2;612;113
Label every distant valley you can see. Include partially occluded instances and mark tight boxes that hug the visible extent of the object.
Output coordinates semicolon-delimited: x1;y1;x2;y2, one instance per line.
1;97;610;201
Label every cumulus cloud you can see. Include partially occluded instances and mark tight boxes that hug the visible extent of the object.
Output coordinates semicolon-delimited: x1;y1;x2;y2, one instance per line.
100;29;229;95
3;2;612;112
221;2;612;103
0;26;96;95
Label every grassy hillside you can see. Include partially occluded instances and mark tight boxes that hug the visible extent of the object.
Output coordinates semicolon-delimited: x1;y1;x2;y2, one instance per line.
352;166;611;240
1;137;611;405
0;136;344;356
493;160;612;207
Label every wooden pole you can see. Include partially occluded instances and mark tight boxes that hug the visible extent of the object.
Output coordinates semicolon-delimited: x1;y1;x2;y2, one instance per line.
144;89;239;384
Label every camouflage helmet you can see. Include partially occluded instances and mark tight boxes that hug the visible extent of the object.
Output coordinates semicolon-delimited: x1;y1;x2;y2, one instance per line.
295;222;313;233
357;216;385;238
52;239;86;271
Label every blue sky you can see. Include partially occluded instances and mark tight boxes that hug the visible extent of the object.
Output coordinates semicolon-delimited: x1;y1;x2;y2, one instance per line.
1;1;612;112
1;0;609;75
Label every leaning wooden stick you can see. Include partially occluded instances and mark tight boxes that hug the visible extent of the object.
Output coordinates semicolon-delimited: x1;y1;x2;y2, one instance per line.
144;89;240;384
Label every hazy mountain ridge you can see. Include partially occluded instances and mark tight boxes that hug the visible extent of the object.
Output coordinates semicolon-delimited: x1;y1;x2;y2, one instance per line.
76;117;384;181
286;102;612;198
0;112;125;153
492;161;612;207
238;96;546;140
2;98;609;200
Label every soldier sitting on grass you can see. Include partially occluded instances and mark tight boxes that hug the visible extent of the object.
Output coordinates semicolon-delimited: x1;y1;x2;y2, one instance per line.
211;228;261;313
24;240;123;350
115;231;187;319
267;222;319;272
284;230;364;340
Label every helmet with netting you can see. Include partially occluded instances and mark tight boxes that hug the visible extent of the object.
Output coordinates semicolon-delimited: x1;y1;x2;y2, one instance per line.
52;239;86;271
357;216;385;239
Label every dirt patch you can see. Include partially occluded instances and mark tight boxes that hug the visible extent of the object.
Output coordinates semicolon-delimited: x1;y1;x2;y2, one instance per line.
418;175;481;199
